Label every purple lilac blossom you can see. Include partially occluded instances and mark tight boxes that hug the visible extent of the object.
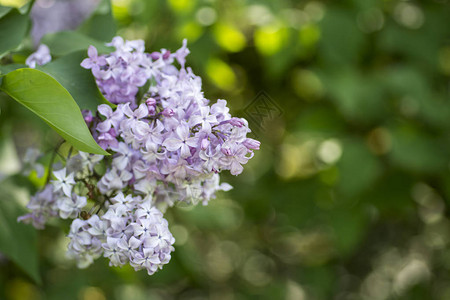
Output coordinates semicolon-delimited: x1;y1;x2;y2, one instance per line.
84;38;258;206
19;37;259;277
25;44;51;68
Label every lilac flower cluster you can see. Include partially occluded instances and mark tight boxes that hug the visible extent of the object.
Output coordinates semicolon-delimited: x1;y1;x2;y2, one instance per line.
18;168;86;229
80;37;166;105
67;193;174;274
19;36;259;276
82;37;260;204
19;153;175;274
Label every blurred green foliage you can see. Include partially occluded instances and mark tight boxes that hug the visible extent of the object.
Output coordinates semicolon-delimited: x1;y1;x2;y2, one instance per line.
1;0;450;299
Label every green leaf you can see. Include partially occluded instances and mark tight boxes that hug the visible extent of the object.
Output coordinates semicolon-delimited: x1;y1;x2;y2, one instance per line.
136;79;151;103
319;8;365;66
18;0;35;15
0;181;41;284
0;68;108;155
78;0;116;42
38;50;112;111
0;63;27;74
0;5;12;19
388;122;447;173
337;139;382;198
41;31;113;56
0;7;30;56
327;207;369;257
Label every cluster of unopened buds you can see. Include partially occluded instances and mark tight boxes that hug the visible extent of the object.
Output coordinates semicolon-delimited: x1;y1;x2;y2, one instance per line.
19;37;260;275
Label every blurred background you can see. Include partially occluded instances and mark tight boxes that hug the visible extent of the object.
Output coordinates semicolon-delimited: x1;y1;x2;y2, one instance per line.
1;0;450;299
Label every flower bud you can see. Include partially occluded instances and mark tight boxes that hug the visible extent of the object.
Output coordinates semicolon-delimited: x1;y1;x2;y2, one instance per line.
82;110;93;124
108;128;117;138
243;138;260;150
146;98;157;115
162;50;171;60
229;117;245;127
162;108;175;117
146;97;156;107
149;52;160;60
200;138;210;150
221;147;232;156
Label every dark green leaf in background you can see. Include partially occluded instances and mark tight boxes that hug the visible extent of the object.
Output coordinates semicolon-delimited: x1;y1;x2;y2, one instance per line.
0;6;30;57
319;8;365;66
0;63;26;74
0;181;41;284
78;0;116;42
337;139;382;199
41;31;113;57
388;122;448;174
327;207;369;257
0;5;12;19
39;50;112;111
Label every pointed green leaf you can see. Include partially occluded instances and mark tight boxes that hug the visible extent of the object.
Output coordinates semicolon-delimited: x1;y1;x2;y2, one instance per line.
0;182;41;284
18;0;35;15
0;7;30;56
0;68;108;155
0;5;13;19
39;50;112;111
0;63;26;74
78;0;116;42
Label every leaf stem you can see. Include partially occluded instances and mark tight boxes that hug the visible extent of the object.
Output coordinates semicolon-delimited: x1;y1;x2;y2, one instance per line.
45;140;64;184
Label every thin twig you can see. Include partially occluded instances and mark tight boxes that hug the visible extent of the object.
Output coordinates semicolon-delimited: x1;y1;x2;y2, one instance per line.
67;146;73;160
45;140;64;184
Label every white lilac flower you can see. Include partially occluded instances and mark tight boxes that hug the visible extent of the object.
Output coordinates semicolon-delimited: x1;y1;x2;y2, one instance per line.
87;215;108;237
57;194;87;219
128;205;175;275
17;184;57;229
102;237;128;267
22;148;45;178
189;106;217;133
66;219;104;268
131;247;160;275
97;104;124;133
111;192;140;211
162;122;198;158
51;168;76;197
199;145;222;172
117;236;141;259
98;167;133;193
112;142;134;170
135;202;161;220
78;152;104;172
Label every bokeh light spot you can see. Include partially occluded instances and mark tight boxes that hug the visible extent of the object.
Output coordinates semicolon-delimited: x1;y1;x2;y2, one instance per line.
213;22;246;52
246;4;273;26
177;21;203;41
291;68;324;100
298;23;321;48
196;6;217;26
357;8;384;33
318;139;342;164
254;24;288;56
79;287;106;300
168;0;194;13
206;58;236;90
394;3;424;29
